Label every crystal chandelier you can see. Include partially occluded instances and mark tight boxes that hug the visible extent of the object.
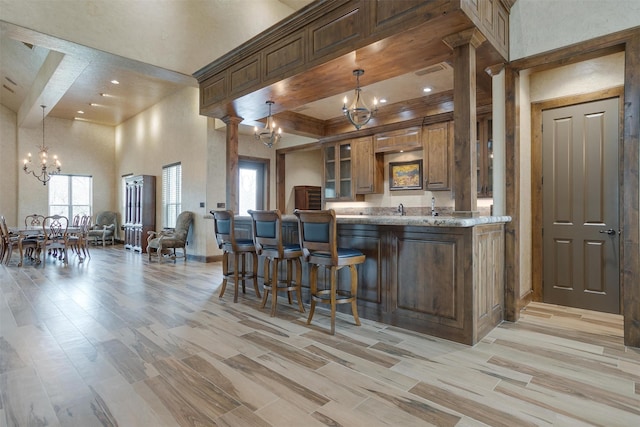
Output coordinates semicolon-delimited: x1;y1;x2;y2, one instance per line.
342;69;378;130
254;100;281;148
23;105;61;185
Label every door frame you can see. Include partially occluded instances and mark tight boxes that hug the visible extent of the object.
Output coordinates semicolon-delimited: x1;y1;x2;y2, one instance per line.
531;87;625;307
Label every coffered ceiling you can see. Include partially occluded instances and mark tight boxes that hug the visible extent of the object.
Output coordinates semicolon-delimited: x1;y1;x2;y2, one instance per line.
0;0;455;134
0;0;316;128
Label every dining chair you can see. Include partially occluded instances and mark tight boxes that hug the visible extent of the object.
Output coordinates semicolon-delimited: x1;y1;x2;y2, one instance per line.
212;210;261;303
294;209;365;335
69;215;91;261
38;215;71;265
1;216;39;267
248;209;305;317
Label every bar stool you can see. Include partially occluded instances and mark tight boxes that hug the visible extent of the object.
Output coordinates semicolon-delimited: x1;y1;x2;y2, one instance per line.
212;210;261;303
248;209;305;317
294;209;365;335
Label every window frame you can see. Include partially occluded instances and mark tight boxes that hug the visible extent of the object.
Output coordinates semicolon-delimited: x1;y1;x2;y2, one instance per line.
162;162;182;228
48;174;93;219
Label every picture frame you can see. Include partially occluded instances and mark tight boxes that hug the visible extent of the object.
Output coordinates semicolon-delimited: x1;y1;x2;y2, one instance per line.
389;160;423;190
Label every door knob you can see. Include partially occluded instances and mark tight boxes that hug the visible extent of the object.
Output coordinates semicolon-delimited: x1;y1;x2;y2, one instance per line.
599;229;616;235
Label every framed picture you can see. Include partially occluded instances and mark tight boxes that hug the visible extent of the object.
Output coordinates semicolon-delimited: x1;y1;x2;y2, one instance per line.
389;160;423;190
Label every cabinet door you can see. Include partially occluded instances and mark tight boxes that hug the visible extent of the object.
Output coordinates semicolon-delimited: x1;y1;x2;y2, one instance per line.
353;136;383;194
338;142;353;200
323;144;337;200
423;121;452;191
374;126;422;153
323;141;362;201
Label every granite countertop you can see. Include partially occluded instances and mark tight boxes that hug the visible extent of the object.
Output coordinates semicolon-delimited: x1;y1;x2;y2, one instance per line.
275;214;511;227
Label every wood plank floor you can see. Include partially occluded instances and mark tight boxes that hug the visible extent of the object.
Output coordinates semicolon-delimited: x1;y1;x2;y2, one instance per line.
1;246;638;427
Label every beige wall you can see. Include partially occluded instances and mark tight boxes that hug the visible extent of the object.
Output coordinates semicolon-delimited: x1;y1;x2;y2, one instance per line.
0;105;18;224
284;149;322;214
510;0;640;60
0;104;115;227
115;86;210;257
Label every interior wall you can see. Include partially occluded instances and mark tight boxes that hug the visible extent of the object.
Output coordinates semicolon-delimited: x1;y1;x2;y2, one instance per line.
510;0;640;60
519;70;532;299
115;86;208;257
0;105;18;225
15;113;115;226
284;149;322;214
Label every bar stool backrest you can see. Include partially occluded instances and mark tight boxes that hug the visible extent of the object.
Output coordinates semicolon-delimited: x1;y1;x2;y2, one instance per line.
247;209;285;256
294;209;338;264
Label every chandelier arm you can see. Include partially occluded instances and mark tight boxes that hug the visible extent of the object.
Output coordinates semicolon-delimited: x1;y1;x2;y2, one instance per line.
22;105;61;185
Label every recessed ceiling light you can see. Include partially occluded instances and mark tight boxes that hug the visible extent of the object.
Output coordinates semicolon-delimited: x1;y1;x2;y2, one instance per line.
111;80;119;85
423;87;432;93
100;93;108;97
77;110;84;114
379;98;387;103
90;103;98;107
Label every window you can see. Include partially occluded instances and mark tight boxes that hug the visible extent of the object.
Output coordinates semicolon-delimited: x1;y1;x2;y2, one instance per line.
162;163;182;228
239;159;267;216
49;175;92;218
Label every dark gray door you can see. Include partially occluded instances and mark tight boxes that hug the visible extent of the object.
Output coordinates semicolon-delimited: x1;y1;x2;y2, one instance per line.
542;98;620;313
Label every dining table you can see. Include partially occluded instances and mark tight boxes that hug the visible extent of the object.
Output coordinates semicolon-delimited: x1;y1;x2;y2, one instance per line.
8;225;82;266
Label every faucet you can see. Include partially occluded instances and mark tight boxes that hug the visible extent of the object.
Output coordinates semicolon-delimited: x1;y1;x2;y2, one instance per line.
431;196;437;217
397;203;405;216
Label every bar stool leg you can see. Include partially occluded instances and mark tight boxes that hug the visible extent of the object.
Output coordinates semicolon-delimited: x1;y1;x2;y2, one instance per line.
287;259;293;305
219;251;229;298
233;252;240;303
350;265;361;326
251;252;260;299
261;257;271;309
307;265;318;325
270;258;279;317
294;258;305;313
330;266;337;335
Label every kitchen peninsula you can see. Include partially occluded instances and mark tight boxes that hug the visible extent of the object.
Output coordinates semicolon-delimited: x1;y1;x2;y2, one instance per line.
234;213;510;345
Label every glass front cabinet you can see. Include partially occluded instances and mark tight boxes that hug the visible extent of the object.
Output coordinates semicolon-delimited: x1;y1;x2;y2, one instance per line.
323;141;360;202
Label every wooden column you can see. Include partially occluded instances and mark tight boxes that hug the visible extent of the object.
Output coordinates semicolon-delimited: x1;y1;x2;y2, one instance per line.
623;34;640;348
222;115;242;213
503;65;520;322
443;29;486;216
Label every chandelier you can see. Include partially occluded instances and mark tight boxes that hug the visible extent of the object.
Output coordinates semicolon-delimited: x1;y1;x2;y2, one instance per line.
342;69;378;130
254;100;281;148
23;105;61;185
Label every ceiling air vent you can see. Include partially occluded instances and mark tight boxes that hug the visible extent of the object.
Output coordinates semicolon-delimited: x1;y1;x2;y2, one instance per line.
22;42;35;50
415;63;447;76
3;84;15;93
5;76;17;86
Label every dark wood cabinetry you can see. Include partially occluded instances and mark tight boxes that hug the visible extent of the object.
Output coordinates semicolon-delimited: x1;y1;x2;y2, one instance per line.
294;186;321;210
323;140;364;202
423;121;453;191
352;136;383;194
477;116;493;197
374;126;422;153
124;175;156;253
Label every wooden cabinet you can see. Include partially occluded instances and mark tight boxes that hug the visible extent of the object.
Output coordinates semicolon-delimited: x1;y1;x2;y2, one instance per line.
374;126;422;153
352;136;383;194
423;121;453;191
294;186;321;210
477;116;493;197
323;141;363;202
124;175;156;253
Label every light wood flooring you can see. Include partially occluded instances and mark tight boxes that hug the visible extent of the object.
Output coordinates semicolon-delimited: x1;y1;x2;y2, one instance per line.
1;245;639;426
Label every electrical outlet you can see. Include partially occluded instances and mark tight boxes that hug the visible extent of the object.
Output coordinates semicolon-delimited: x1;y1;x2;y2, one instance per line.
199;202;205;208
217;202;225;208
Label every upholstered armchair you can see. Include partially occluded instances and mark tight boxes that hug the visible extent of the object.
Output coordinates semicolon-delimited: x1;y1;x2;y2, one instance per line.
88;211;117;247
147;211;194;262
